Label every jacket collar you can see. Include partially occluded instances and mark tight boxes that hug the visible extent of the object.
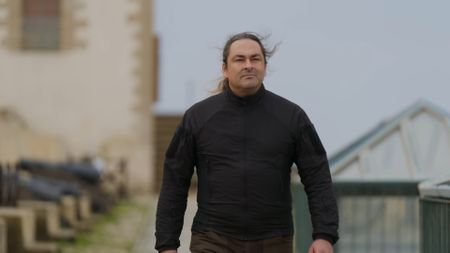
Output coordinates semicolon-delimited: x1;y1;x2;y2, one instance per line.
224;84;266;107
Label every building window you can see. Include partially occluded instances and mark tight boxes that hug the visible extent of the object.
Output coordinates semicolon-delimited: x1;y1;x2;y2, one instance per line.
21;0;61;50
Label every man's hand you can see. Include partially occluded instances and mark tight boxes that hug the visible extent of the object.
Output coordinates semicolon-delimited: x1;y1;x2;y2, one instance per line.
308;239;333;253
160;251;177;253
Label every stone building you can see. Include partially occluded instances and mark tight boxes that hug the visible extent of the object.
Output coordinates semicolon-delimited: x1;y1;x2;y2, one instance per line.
0;0;158;192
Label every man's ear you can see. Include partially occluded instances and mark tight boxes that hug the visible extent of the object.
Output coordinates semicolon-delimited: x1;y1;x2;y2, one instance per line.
222;63;228;78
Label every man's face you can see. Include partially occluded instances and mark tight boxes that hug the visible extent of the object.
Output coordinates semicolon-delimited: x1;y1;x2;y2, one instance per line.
223;39;267;97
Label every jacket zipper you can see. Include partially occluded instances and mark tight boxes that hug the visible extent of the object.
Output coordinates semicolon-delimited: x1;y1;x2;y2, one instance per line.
243;106;249;239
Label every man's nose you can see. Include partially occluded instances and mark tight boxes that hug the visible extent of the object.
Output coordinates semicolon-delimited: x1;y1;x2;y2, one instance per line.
244;59;253;69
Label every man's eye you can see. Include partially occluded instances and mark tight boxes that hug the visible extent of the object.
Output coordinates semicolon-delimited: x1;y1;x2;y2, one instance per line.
235;58;244;62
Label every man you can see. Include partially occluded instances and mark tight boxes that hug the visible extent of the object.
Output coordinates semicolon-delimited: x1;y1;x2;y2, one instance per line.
155;32;339;253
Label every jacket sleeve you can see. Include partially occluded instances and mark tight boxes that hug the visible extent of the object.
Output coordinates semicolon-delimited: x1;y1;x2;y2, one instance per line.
155;118;195;252
293;109;339;244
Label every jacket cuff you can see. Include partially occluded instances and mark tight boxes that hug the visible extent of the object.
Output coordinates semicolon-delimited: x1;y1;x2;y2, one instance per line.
313;233;337;245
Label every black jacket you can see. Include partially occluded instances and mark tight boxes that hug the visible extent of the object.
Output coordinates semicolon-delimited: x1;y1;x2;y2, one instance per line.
155;85;339;251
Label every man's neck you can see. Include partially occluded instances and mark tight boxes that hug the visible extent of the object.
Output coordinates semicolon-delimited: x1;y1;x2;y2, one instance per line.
228;84;262;97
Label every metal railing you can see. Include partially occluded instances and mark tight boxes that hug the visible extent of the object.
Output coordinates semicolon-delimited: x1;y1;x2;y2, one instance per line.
419;178;450;253
292;181;420;253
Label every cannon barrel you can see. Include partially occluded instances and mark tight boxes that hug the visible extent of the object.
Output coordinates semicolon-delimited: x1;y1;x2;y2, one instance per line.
17;159;101;184
18;174;81;202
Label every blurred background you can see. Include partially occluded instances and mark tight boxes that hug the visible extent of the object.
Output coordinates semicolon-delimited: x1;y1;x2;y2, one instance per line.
0;0;449;252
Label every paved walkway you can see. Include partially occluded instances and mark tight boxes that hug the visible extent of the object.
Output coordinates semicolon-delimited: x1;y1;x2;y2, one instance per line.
133;192;197;253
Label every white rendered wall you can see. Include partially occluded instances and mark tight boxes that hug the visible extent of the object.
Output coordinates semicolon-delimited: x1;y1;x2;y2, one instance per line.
0;0;154;192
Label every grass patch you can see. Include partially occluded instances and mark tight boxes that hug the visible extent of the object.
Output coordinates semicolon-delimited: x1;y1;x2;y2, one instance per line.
59;197;151;253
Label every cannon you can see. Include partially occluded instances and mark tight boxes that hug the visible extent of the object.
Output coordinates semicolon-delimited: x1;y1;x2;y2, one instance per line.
17;173;81;202
16;173;92;228
17;159;101;184
16;158;118;212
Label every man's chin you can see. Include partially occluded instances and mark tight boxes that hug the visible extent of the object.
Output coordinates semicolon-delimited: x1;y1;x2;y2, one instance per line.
241;83;262;91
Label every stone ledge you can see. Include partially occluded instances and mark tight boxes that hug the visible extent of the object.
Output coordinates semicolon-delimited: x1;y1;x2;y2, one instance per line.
0;207;58;253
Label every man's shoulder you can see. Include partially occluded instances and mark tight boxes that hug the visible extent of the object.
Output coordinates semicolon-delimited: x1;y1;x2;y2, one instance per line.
183;92;226;128
264;89;304;113
187;92;225;114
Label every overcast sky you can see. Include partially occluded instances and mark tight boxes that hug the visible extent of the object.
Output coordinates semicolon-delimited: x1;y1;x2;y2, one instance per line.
154;0;450;154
